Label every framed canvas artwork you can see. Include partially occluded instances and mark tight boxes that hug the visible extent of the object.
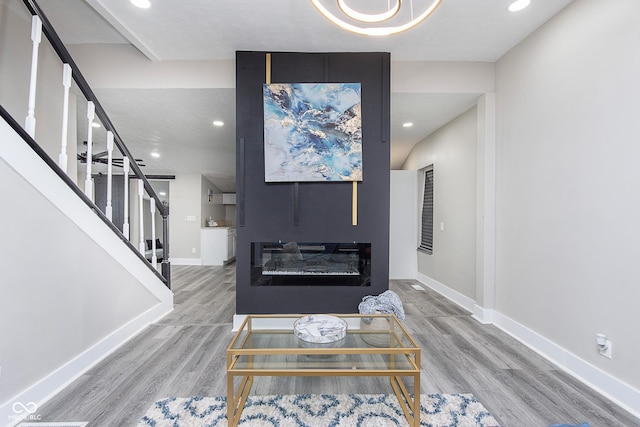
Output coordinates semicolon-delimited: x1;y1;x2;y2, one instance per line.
263;82;362;182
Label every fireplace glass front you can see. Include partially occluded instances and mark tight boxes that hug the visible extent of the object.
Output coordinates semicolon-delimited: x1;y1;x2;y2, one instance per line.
251;242;371;286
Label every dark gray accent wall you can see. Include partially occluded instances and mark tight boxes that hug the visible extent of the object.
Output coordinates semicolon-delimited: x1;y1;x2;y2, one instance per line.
235;51;390;314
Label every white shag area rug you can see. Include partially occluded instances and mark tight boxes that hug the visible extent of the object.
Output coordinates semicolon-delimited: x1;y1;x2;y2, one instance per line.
138;393;500;426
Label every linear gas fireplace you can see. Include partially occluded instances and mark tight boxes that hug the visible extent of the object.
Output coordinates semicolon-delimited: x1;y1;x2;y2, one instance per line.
251;242;371;286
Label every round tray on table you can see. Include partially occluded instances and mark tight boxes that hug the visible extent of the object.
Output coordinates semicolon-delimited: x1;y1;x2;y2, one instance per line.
293;314;347;344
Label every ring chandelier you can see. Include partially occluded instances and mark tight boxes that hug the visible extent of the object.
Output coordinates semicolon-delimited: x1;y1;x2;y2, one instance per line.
309;0;443;36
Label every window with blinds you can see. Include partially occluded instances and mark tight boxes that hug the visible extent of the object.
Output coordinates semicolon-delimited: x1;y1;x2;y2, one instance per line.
418;167;434;254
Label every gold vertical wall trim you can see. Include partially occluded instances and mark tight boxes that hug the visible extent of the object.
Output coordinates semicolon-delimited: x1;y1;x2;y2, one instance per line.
266;53;271;84
352;181;358;225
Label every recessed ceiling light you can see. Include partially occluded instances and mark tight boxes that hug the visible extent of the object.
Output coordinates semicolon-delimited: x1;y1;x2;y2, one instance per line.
508;0;530;12
150;152;160;158
213;120;224;127
130;0;151;9
402;122;414;128
91;122;101;128
159;191;166;196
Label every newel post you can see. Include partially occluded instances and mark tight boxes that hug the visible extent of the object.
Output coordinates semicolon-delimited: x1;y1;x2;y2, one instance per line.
161;201;171;289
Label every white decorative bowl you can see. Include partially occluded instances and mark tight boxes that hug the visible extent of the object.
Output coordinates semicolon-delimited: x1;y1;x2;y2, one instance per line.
293;314;347;344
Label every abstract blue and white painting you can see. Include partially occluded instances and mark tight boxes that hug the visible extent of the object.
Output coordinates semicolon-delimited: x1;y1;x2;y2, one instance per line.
263;83;362;182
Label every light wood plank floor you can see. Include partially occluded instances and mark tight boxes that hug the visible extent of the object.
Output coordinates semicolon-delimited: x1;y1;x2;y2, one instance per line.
37;265;639;426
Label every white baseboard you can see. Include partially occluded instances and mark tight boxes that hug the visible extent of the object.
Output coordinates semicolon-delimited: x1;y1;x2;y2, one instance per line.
492;311;640;419
0;301;173;427
415;272;475;314
170;258;202;266
232;314;247;331
472;304;494;325
416;273;639;419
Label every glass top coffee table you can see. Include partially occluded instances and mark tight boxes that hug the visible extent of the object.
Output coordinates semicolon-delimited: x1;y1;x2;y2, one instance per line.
226;314;421;427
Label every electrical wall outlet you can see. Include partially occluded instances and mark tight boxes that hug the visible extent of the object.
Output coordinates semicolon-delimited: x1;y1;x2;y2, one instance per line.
600;340;612;359
191;247;196;254
596;333;612;359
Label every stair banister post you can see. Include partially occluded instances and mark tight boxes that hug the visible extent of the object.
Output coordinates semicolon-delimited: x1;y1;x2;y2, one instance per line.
84;101;95;199
24;15;42;138
122;157;130;239
150;199;157;267
106;131;114;221
58;63;72;172
161;201;171;289
138;179;145;254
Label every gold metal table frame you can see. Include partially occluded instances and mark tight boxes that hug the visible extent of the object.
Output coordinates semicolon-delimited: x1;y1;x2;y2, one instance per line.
226;314;421;427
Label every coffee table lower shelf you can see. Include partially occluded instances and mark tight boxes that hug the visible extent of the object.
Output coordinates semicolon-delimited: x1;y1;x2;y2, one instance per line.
226;314;421;427
226;370;419;427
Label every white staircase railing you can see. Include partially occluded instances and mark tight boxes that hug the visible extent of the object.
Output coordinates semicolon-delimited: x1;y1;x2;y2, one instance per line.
4;0;172;288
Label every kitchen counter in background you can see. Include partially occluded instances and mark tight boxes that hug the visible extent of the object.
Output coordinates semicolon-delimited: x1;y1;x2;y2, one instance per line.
201;226;236;265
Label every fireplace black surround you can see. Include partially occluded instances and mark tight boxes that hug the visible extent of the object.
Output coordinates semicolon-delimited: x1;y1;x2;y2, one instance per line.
235;51;390;314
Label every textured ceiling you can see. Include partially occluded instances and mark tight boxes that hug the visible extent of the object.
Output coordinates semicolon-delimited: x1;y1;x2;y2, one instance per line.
32;0;574;192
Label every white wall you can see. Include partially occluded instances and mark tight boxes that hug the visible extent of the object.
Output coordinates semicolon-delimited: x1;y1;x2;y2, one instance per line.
169;175;227;263
169;174;202;262
389;171;418;279
0;159;155;403
225;204;237;225
392;61;495;94
495;0;640;400
403;107;478;299
0;118;172;424
67;44;235;90
201;175;225;226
